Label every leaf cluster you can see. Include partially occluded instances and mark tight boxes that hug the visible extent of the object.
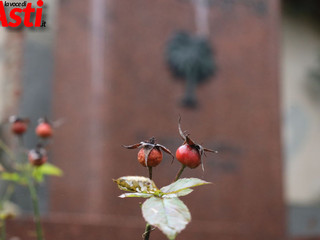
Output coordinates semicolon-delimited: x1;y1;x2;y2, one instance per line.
1;163;62;184
114;176;210;240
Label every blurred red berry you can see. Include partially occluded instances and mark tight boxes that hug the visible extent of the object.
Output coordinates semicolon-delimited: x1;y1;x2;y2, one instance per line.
28;146;47;166
9;116;28;135
36;119;53;138
11;121;27;135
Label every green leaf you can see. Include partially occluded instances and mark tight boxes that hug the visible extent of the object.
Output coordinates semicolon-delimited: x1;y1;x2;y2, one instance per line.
1;172;27;185
114;176;158;193
160;178;210;195
142;197;191;240
32;168;44;183
119;193;153;198
36;163;63;176
31;164;62;183
163;189;193;198
1;173;21;182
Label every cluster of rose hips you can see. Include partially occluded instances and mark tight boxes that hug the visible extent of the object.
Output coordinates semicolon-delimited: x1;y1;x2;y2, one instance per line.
9;116;53;166
124;118;217;173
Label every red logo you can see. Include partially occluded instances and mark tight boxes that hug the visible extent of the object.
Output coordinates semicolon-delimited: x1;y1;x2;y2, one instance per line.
0;0;45;28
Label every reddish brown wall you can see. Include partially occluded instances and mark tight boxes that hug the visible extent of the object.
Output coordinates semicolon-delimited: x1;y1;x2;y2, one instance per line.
48;0;285;239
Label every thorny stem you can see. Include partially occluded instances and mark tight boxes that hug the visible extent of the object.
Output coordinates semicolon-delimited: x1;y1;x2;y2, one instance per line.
174;164;186;182
144;224;152;240
0;184;15;240
27;177;44;240
144;167;153;239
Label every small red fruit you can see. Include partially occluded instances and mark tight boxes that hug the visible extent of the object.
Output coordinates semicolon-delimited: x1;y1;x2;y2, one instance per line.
36;119;53;138
138;148;163;167
123;137;174;168
176;117;217;170
11;121;27;135
176;144;201;169
28;146;47;166
9;116;28;135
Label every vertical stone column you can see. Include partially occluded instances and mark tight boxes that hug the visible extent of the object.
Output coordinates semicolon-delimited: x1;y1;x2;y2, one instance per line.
51;0;114;215
0;28;24;214
0;29;23;122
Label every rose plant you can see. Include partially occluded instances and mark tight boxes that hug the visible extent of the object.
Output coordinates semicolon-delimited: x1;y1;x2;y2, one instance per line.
0;116;62;240
114;118;217;240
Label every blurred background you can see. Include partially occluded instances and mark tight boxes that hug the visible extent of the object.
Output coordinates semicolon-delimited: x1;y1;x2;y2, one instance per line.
0;0;320;239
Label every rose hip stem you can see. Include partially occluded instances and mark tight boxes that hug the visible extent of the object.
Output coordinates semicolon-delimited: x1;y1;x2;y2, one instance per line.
27;177;45;240
19;138;45;240
148;167;152;180
0;183;14;240
144;224;152;240
144;166;153;240
174;164;186;182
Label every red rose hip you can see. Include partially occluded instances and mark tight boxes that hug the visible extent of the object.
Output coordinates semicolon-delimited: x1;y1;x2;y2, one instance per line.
176;117;218;170
138;148;163;167
36;122;53;138
123;137;174;168
9;116;28;135
28;147;47;166
11;121;27;135
176;144;201;169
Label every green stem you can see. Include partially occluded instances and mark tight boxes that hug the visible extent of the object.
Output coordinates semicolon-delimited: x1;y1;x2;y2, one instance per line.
148;167;152;180
0;183;15;240
18;137;44;240
0;184;15;209
143;167;153;239
144;224;152;240
0;140;14;161
18;136;24;149
27;178;44;240
174;164;186;182
1;219;5;240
